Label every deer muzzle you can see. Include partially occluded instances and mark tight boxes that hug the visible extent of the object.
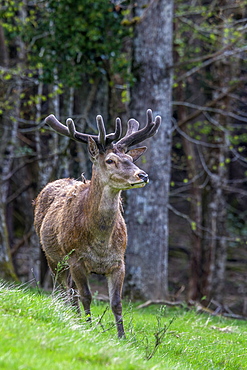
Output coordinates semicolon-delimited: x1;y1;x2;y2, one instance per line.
130;171;149;187
137;172;149;183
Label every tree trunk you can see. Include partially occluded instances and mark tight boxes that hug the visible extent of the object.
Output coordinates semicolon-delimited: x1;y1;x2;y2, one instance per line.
125;0;173;300
0;24;18;281
202;3;234;304
175;77;204;302
0;24;8;67
182;131;203;302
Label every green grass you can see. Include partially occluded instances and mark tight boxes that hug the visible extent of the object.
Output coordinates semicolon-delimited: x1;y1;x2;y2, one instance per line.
0;281;246;370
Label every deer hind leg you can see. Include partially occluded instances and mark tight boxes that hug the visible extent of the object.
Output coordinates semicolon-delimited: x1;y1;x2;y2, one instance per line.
66;273;81;314
70;262;92;321
45;255;67;289
44;255;79;311
107;264;125;339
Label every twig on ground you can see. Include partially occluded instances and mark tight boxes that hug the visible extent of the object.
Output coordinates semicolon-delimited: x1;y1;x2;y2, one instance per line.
137;299;247;321
137;300;184;309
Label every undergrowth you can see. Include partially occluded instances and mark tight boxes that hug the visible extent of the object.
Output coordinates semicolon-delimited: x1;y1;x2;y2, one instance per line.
0;280;246;370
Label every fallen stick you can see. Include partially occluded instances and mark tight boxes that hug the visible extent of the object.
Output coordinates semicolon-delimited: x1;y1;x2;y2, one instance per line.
137;300;184;309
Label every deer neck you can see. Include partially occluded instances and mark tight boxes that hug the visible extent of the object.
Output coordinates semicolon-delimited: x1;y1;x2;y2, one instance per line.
86;168;121;229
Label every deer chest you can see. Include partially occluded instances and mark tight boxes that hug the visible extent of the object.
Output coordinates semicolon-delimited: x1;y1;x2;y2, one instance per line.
78;245;124;275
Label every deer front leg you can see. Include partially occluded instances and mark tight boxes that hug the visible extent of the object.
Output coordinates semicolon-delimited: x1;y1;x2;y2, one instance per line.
70;262;92;321
107;263;125;339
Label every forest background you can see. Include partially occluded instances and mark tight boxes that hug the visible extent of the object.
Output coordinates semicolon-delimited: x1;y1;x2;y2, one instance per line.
0;0;246;316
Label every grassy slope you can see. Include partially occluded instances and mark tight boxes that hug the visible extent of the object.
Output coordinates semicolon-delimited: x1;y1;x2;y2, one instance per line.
0;282;246;370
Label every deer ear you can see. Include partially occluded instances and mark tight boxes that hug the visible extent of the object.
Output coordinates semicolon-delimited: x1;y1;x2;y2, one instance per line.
88;136;99;161
127;147;147;162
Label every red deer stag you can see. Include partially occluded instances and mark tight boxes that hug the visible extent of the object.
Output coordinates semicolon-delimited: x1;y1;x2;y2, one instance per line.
33;109;161;338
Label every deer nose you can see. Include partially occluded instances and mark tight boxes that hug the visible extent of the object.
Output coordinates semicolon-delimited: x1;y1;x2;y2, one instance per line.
138;172;149;183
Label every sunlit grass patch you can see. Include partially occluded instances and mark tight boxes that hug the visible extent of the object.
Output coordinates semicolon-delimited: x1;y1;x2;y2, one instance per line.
0;281;246;370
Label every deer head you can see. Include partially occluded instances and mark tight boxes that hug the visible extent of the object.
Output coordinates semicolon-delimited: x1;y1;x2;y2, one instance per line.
45;109;161;190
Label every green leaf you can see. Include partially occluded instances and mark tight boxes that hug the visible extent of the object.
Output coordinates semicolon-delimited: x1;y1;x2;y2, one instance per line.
191;221;197;231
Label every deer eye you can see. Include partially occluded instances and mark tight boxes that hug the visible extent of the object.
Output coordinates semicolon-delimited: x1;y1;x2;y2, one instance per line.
106;159;114;164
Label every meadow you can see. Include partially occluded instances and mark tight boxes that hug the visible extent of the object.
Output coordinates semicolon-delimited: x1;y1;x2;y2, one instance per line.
0;281;246;370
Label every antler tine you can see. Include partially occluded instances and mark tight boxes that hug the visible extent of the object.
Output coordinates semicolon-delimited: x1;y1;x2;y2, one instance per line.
96;115;125;149
66;118;76;138
45;114;99;144
116;109;161;150
45;114;71;137
125;119;139;136
96;115;106;147
105;117;122;146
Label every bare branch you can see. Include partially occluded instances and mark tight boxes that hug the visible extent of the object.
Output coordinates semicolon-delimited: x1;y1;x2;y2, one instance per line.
173;101;247;124
137;300;184;309
173;119;225;148
175;82;243;128
175;46;247;83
